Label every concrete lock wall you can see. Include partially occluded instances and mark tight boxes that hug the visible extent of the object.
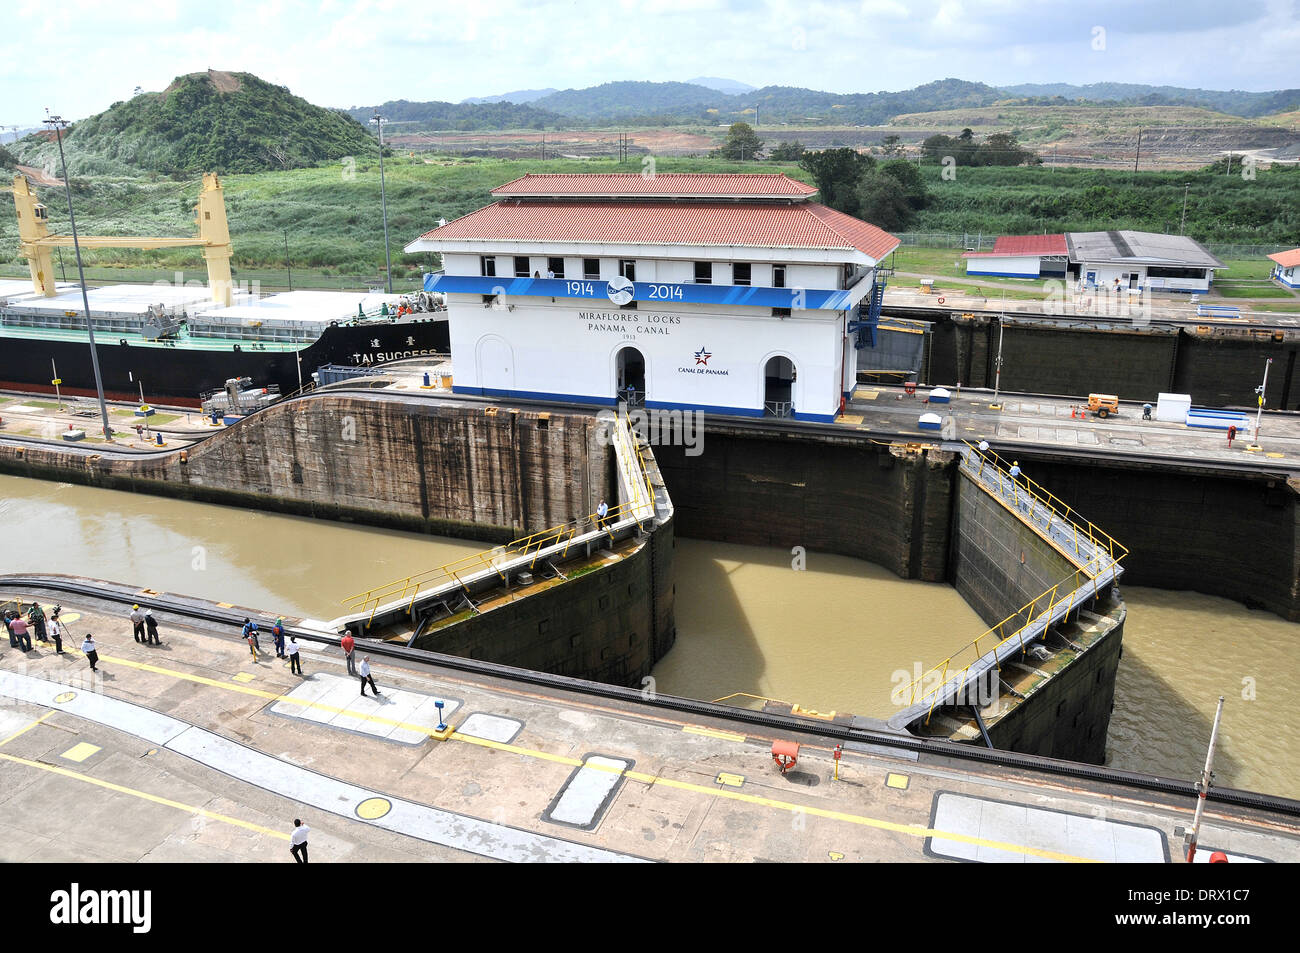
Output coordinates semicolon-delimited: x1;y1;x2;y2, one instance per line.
984;599;1126;765
1008;454;1300;621
412;519;676;687
654;429;955;581
919;312;1300;409
0;396;611;541
950;473;1086;630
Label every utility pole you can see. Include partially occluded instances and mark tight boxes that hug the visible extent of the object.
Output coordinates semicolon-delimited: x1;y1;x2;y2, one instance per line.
1253;357;1272;445
371;110;393;294
1179;182;1190;235
44;110;112;442
1185;696;1225;863
990;307;1006;410
1133;127;1142;173
283;229;293;291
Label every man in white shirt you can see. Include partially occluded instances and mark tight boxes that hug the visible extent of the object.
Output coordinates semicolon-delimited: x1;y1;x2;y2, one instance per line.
359;656;380;697
290;818;309;863
287;636;302;676
129;605;146;643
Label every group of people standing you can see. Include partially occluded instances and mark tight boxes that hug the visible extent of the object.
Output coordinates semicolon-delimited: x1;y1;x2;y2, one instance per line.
241;617;302;673
3;601;64;654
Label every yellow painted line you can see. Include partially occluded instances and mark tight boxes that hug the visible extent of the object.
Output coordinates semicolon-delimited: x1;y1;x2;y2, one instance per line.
682;725;746;743
0;711;53;748
59;651;454;740
60;742;101;763
446;731;1097;863
17;649;1095;862
0;751;289;840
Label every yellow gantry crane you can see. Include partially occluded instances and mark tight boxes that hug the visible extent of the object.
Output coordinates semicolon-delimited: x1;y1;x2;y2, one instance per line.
10;171;235;306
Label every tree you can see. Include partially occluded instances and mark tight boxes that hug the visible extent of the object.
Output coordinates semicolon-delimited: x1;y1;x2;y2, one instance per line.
799;147;875;216
879;134;904;158
879;159;929;210
717;122;764;160
768;140;805;162
855;169;914;231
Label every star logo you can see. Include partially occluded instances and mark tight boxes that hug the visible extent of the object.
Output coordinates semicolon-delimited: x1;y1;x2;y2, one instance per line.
694;346;711;366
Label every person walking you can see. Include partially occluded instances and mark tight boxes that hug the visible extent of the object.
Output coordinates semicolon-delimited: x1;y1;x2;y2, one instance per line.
130;604;146;643
596;499;609;529
340;629;356;676
287;636;302;676
289;819;309;864
359;656;380;697
241;618;262;654
1008;460;1022;481
9;613;31;652
81;634;99;672
271;618;286;659
1227;424;1237;448
27;602;48;644
144;609;161;646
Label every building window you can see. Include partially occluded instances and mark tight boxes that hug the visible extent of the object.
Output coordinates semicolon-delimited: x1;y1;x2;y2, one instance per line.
772;264;786;288
514;256;530;278
480;255;496;278
694;261;712;284
734;263;751;286
772;307;791;317
583;258;601;279
547;257;564;278
620;259;637;282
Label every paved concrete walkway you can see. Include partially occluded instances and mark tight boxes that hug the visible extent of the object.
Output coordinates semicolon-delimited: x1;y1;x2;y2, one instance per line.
0;588;1297;863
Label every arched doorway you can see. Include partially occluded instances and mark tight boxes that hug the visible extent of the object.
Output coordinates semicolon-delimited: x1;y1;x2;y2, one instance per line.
616;346;646;406
476;335;514;392
764;356;795;417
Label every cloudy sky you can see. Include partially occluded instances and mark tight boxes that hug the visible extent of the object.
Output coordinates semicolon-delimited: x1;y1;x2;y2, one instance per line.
2;0;1296;123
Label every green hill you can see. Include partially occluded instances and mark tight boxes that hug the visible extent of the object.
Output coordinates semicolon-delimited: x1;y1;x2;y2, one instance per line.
10;70;376;176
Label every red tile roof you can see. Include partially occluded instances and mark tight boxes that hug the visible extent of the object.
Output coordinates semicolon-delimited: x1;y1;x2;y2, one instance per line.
1268;247;1300;268
962;234;1068;258
415;200;899;261
491;172;819;199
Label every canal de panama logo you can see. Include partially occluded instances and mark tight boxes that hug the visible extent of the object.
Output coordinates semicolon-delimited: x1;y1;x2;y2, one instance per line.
694;346;711;366
605;274;634;306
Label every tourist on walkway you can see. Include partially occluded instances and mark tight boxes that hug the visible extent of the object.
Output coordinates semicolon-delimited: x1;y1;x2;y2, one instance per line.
287;636;302;675
271;618;286;658
27;603;48;644
4;611;16;648
359;656;381;697
81;635;99;672
9;614;31;652
144;609;161;646
340;629;356;676
289;819;310;864
48;613;64;654
130;604;146;643
241;618;262;653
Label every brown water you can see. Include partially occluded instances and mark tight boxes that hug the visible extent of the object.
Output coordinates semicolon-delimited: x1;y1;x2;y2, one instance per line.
2;474;1297;797
0;475;486;622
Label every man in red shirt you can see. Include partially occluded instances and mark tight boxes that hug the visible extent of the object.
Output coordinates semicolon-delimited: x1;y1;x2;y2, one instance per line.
340;629;357;676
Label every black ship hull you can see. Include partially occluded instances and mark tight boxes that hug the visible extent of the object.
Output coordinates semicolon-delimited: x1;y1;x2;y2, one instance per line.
0;317;449;406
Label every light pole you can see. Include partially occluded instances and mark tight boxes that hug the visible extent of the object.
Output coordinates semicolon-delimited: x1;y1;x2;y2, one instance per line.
283;228;293;291
1179;183;1190;235
1253;357;1272;445
371;110;393;294
45;111;112;441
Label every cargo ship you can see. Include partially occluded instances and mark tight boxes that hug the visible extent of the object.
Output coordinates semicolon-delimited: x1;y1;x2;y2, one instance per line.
0;279;449;405
3;172;448;405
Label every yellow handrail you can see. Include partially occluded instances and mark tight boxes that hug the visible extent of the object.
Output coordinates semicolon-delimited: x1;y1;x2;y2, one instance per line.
961;441;1128;566
893;551;1120;722
342;412;659;619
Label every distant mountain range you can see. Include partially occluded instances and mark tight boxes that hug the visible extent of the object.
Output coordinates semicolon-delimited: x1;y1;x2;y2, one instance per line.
354;78;1300;130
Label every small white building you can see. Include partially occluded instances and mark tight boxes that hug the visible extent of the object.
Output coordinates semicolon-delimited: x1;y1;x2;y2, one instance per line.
1269;248;1300;289
962;234;1069;279
405;173;899;422
1067;230;1224;293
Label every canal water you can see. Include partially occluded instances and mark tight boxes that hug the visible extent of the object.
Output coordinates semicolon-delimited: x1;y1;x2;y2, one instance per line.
2;475;1297;798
